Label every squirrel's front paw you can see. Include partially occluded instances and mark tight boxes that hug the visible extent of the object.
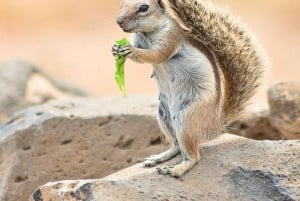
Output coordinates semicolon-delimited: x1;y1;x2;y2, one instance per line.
112;44;132;58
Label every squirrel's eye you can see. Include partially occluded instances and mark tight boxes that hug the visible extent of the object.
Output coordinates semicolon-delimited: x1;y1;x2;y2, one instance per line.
138;5;149;13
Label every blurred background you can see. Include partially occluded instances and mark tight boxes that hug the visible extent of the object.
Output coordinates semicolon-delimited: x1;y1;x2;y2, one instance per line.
0;0;299;99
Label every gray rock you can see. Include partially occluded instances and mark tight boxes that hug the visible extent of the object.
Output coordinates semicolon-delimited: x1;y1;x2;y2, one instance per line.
1;95;299;201
30;134;300;201
0;60;88;123
268;82;300;139
0;96;163;201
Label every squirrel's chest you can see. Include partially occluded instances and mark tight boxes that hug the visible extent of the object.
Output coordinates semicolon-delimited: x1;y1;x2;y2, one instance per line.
153;42;216;101
134;33;153;49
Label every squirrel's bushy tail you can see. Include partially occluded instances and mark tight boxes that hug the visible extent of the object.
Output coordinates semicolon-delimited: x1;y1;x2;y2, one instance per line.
164;0;266;124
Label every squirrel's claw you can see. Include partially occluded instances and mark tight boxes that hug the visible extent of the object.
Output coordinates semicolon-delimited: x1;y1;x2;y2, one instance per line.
112;44;120;56
157;160;196;178
143;155;160;167
157;165;183;178
112;44;132;58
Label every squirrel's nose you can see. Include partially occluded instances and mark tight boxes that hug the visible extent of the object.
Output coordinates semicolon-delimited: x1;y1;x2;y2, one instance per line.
116;17;124;26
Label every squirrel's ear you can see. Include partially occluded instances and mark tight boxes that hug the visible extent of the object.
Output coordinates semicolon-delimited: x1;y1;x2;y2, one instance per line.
157;0;165;11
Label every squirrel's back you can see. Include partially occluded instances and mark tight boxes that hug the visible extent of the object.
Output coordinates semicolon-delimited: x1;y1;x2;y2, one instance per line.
163;0;266;125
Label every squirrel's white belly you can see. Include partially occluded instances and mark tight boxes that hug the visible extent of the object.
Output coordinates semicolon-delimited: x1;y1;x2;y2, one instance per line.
153;41;216;111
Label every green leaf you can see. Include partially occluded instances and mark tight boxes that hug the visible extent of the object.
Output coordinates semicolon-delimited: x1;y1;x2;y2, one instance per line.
116;38;130;46
114;38;129;97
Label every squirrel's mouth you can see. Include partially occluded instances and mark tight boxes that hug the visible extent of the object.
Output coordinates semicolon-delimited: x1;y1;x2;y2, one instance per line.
117;21;135;33
122;28;134;33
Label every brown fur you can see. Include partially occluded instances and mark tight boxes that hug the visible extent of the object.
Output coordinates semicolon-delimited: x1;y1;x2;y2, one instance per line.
132;29;181;64
181;97;221;160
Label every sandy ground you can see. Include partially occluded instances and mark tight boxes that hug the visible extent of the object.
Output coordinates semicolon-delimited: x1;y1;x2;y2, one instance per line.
0;0;299;102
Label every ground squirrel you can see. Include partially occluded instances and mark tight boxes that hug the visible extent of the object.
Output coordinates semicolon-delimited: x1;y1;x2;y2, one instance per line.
112;0;266;177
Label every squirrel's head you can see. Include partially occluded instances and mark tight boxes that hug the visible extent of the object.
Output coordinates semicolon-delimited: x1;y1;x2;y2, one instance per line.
116;0;165;33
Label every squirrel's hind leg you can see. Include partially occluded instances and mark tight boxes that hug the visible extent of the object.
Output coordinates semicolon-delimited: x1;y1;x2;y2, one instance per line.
143;94;180;167
156;114;200;177
157;99;221;177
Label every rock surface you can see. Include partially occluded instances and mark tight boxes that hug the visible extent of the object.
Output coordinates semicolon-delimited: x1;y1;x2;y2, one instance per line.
0;96;164;201
0;60;88;123
268;82;300;139
1;91;300;201
30;134;300;201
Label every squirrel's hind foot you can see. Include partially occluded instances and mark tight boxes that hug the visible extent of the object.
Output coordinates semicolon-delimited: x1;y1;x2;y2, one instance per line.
143;146;180;168
157;159;197;177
